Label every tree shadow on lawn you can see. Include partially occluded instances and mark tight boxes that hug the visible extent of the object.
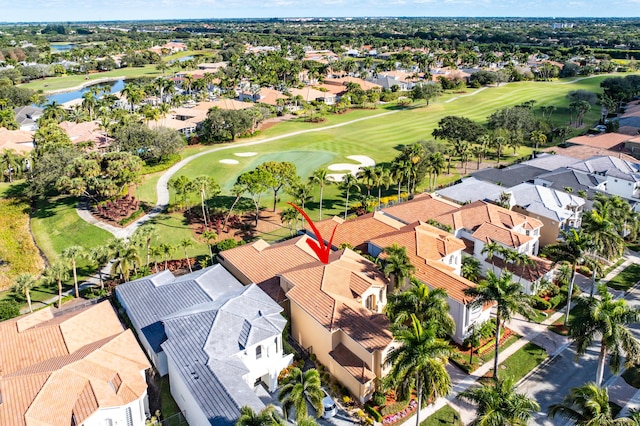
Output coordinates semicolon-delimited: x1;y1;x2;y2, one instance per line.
208;195;254;212
31;196;76;220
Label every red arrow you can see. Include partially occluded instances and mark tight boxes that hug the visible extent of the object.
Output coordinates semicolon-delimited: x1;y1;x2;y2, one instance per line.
288;202;338;264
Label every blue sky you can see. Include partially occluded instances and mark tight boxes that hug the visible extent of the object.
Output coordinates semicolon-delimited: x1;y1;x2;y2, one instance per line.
0;0;638;23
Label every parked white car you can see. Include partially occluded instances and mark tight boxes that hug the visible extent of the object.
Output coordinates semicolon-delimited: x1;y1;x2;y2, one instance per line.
307;387;338;419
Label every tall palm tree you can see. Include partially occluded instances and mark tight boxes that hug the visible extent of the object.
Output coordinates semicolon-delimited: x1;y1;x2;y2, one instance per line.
44;261;70;308
385;277;455;337
582;209;625;261
543;228;595;325
459;377;540;426
13;273;37;313
309;168;331;220
236;405;285;426
203;230;218;266
357;165;377;197
382;243;415;292
111;243;141;282
569;284;640;386
224;184;246;232
160;243;175;271
288;182;313;227
461;256;482;282
192;176;220;228
464;271;535;380
179;238;194;273
339;174;360;219
372;167;392;208
132;225;158;269
481;240;502;272
88;245;111;290
61;245;84;298
549;382;634;426
280;207;300;235
385;315;454;426
149;245;163;273
42;101;66;123
278;367;323;422
390;159;407;200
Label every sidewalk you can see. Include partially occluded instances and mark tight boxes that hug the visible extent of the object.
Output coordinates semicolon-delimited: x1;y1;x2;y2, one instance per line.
402;310;565;425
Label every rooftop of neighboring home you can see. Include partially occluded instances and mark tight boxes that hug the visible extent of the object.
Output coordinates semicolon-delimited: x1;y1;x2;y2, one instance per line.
471;163;548;187
198;99;253;111
289;86;334;102
255;87;288;106
0;128;33;153
324;76;382;91
435;177;505;205
488;255;554;283
617;126;640;136
308;212;405;251
434;200;543;233
280;249;392;352
545;145;639;162
160;284;287;425
566;132;632;150
382;193;460;224
59;120;112;148
569;155;640;182
13;105;42;129
520;153;580;171
471;221;533;248
508;182;586;222
148;117;197;131
116;265;243;353
534;167;600;194
0;302;150;426
218;235;320;302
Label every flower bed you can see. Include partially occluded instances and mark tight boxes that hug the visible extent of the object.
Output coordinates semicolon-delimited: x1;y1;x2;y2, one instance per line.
382;399;417;424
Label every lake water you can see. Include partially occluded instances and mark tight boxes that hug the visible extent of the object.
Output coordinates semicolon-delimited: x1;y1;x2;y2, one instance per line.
45;79;127;104
50;43;75;52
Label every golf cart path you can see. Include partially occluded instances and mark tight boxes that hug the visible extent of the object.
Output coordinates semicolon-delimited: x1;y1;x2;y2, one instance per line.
77;108;403;238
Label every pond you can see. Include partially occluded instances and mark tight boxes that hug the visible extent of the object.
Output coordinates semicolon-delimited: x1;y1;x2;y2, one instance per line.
50;43;75;52
45;79;127;104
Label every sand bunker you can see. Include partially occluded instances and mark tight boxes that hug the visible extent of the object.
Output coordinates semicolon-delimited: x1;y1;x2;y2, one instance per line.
219;159;240;164
326;155;376;182
234;152;257;157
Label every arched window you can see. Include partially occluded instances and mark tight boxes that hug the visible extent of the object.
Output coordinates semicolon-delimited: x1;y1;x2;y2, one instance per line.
256;345;262;359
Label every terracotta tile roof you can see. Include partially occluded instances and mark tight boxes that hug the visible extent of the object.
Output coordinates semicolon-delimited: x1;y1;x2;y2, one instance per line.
382;193;459;224
414;261;477;304
488;255;553;282
472;222;533;248
329;343;376;384
194;99;253;111
218;235;319;286
256;88;288;106
289;87;334;102
545;145;638;162
370;222;465;261
283;249;392;352
308;212;404;252
567;132;632;150
324;77;382;91
58;121;112;148
0;302;150;426
435;200;543;232
0;128;33;153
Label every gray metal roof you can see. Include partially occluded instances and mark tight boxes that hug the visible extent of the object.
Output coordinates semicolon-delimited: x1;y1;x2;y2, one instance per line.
161;284;286;425
115;265;243;352
533;168;600;197
435;177;505;204
508;183;585;222
521;153;580;171
471;164;548;187
569;155;640;182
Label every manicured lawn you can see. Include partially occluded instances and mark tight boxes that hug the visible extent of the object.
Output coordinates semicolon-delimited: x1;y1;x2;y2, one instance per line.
607;264;640;291
420;404;463;426
495;342;547;383
30;196;113;263
145;212;209;258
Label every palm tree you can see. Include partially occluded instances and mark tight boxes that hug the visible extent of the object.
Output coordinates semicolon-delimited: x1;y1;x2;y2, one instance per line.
203;230;218;266
569;284;640;386
278;367;323;422
132;225;158;269
543;228;595;325
530;130;547;152
372;167;392;208
309;168;331;220
582;208;625;261
385;315;454;426
280;207;300;235
459;377;540;426
160;243;175;271
464;271;536;380
236;405;285;426
339;174;360;219
192;176;220;228
111;243;141;282
385;277;455;337
288;182;312;227
382;243;415;292
42;101;66;122
461;256;482;282
179;238;194;273
13;273;37;313
44;262;70;308
61;245;84;298
481;240;502;272
149;246;163;273
88;245;111;290
224;184;245;232
357;165;377;197
549;382;634;425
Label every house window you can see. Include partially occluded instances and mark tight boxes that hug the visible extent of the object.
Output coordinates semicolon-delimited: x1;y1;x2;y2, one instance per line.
274;337;278;353
256;346;262;359
366;294;376;310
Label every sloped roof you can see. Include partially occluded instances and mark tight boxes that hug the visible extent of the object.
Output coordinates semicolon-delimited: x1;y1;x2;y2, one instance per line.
435;177;504;204
308;212;404;251
488;255;553;282
472;222;532;248
329;343;376;384
521;153;580;171
471;163;548;187
435;200;543;232
282;249;392;353
160;284;286;425
0;302;149;426
567;132;632;150
509;182;585;222
382;193;459;224
289;87;334;102
569;155;640;182
0;128;33;153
